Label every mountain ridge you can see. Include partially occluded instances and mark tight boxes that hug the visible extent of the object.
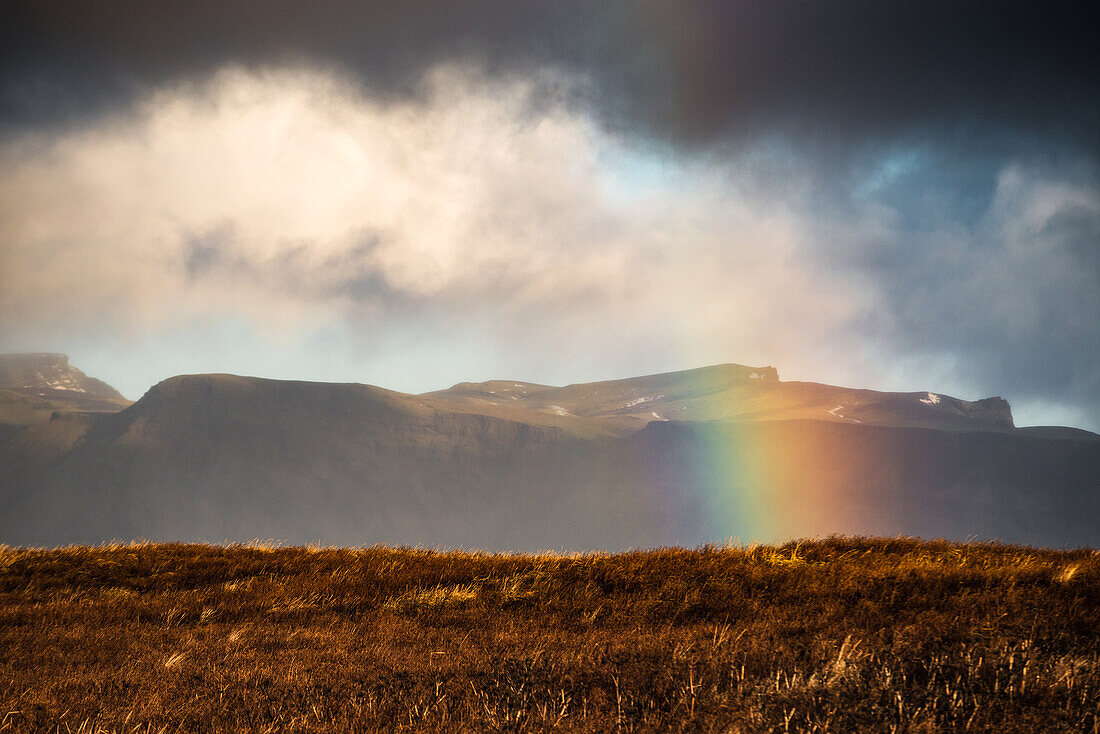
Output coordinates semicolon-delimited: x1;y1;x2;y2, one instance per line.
424;362;1019;437
0;357;1096;549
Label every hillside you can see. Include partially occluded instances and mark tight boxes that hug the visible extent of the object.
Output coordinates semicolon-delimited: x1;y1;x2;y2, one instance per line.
1;538;1097;733
1;362;1097;549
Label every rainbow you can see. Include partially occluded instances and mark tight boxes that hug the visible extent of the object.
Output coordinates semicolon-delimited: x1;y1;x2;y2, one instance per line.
620;368;910;545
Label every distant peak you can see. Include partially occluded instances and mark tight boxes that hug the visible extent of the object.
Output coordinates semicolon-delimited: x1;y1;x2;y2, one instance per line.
910;391;1014;428
0;352;125;401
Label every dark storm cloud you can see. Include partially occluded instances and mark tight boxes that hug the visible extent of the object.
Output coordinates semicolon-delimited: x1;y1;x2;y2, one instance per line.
642;1;1099;146
0;1;625;134
3;1;1097;149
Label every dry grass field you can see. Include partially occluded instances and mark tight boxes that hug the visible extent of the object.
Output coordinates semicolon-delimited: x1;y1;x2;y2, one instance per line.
1;537;1098;733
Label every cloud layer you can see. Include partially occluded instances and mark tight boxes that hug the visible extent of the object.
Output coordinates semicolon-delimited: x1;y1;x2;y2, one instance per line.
3;1;1097;150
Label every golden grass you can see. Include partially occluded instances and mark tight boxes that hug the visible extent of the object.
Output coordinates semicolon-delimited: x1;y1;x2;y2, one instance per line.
1;537;1098;732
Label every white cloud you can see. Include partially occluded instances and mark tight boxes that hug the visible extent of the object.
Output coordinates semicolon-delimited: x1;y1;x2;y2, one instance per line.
1;63;1095;431
0;64;870;376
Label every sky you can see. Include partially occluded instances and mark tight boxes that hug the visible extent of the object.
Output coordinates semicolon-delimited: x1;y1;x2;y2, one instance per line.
1;1;1098;431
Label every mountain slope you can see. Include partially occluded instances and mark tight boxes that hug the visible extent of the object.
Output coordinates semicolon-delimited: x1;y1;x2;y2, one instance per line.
424;363;1016;436
1;364;1097;549
0;354;131;435
0;375;615;548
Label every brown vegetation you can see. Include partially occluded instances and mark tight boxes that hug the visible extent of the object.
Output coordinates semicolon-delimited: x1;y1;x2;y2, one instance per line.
1;537;1098;732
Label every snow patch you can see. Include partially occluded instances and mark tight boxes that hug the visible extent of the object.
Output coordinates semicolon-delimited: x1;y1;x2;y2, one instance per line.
920;392;941;406
46;378;85;392
26;367;87;392
623;394;665;409
650;411;668;421
826;404;862;422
